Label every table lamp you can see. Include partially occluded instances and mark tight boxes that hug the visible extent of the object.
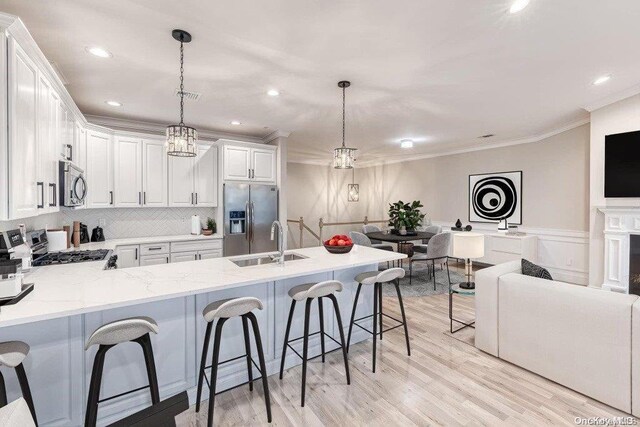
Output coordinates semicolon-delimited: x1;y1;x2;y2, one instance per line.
452;232;485;289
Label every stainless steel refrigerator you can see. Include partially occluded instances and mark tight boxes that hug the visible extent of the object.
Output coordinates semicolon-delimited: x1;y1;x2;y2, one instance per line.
223;183;279;256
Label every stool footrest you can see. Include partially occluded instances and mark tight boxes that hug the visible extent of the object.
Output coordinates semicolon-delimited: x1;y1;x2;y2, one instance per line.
202;352;264;391
354;311;404;325
285;330;343;362
98;384;151;404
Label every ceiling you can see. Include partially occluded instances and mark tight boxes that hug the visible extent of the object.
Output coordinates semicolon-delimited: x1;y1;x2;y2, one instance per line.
2;0;640;165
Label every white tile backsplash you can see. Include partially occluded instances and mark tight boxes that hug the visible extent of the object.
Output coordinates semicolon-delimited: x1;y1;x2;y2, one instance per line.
0;207;216;239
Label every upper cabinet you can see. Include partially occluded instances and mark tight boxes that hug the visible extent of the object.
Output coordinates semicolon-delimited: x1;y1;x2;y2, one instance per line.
222;143;276;183
168;143;218;207
8;36;40;219
86;130;114;208
142;139;168;207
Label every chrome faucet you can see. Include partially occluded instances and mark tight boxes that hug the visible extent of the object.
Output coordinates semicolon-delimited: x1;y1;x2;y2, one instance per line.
270;220;285;264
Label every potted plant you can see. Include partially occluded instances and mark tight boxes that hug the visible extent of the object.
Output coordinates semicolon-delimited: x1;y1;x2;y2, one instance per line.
388;200;426;235
202;217;216;236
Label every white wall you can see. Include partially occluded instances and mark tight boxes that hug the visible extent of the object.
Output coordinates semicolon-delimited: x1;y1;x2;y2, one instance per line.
589;93;640;286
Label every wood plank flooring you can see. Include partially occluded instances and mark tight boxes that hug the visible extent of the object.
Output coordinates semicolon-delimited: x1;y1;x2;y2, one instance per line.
176;267;632;426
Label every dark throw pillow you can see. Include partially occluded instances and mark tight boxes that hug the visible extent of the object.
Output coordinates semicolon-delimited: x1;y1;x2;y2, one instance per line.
521;259;553;281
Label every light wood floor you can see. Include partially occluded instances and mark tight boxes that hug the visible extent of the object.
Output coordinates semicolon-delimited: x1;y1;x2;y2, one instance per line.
176;268;632;426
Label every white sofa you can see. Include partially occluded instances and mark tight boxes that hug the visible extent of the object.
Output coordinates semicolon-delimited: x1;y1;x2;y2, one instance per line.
475;260;640;415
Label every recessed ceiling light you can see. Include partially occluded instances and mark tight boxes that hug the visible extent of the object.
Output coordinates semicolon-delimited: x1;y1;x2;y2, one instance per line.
230;120;242;125
105;100;122;107
509;0;530;14
593;75;612;85
86;46;112;58
267;89;280;97
478;134;495;139
400;139;414;149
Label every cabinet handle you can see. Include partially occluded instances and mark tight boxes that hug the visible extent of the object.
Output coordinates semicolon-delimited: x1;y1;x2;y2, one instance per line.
166;256;169;263
66;144;73;161
37;182;44;209
194;253;197;260
138;192;142;205
191;193;194;205
195;193;198;205
135;248;138;260
143;192;146;205
49;183;57;207
148;247;162;251
109;191;114;205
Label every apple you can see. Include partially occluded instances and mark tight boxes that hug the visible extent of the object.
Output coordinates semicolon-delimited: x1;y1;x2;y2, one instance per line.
329;239;337;246
337;239;346;246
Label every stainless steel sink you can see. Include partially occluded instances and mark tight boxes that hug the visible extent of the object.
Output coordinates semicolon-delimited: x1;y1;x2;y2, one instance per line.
231;253;307;267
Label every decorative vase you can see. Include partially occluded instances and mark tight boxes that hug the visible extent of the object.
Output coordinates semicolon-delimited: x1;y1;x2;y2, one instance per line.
455;219;462;228
400;226;407;236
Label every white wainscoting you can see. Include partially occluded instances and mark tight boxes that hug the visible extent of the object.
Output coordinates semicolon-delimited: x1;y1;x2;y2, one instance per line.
432;221;589;285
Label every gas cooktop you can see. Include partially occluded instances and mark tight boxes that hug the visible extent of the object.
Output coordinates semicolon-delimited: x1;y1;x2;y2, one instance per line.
32;249;110;266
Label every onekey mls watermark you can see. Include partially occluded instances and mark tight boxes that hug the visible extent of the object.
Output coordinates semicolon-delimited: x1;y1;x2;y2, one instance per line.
574;417;637;426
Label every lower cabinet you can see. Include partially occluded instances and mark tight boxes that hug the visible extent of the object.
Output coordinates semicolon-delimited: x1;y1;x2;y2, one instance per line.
116;239;223;268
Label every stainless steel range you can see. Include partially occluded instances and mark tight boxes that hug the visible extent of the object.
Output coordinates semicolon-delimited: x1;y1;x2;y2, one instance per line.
32;250;111;266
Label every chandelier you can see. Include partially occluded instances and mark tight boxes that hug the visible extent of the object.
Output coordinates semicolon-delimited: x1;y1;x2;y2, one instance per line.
166;29;198;157
333;81;357;169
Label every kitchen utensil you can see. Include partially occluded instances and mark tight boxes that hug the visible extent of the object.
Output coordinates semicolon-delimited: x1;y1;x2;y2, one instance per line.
47;230;67;252
63;225;71;248
73;221;80;247
79;223;90;243
91;226;105;242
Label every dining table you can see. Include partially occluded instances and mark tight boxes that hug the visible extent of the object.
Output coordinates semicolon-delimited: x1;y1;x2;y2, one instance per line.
365;231;435;267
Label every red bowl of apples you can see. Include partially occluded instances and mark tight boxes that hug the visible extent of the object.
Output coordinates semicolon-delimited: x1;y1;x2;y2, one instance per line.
323;234;354;254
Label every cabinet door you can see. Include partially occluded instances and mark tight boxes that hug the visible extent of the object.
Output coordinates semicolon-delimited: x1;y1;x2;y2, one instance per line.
223;145;250;181
168;156;194;207
115;245;139;269
114;137;142;207
86;131;113;208
59;104;73;161
140;254;170;266
251;148;277;183
37;74;59;214
194;144;217;207
8;38;40;219
198;249;222;260
170;251;198;263
142;139;168;207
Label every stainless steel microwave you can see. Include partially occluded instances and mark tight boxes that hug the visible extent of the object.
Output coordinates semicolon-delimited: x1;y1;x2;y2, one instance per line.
59;160;87;207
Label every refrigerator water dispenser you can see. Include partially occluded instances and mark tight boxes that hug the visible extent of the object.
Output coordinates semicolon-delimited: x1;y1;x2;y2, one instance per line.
229;211;246;234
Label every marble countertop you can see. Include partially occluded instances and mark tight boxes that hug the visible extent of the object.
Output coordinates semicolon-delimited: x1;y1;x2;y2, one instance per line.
60;233;224;252
1;245;406;328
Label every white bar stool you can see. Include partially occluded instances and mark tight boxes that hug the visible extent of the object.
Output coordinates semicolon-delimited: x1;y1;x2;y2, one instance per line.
84;316;160;427
0;341;37;425
347;268;410;372
195;297;271;427
279;280;350;407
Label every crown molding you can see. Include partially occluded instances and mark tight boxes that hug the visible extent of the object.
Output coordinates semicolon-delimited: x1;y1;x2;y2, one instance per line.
582;83;640;112
263;130;291;143
85;114;266;143
288;117;591;168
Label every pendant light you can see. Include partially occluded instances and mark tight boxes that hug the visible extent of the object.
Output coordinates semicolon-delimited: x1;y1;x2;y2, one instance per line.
166;29;198;157
333;81;357;169
348;168;360;202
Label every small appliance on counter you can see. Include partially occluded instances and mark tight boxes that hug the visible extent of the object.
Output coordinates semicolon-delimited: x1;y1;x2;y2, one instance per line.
91;226;105;242
0;259;23;298
0;229;33;271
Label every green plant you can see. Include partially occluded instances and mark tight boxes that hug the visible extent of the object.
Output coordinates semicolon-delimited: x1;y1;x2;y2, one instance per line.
206;217;216;232
388;200;425;230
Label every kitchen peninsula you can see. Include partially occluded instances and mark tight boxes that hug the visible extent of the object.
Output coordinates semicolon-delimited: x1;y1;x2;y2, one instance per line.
0;244;405;426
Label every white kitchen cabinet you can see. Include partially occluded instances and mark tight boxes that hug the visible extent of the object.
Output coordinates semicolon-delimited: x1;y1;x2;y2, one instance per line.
115;245;139;269
142;138;168;207
169;143;217;207
37;73;60;214
8;37;40;219
86;130;114;208
140;254;170;266
114;136;142;207
199;249;223;260
170;251;199;263
222;143;276;183
223;145;251;181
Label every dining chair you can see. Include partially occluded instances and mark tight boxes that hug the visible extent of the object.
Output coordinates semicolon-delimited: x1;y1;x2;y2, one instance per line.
362;225;383;244
350;231;395;268
414;225;443;254
409;232;452;290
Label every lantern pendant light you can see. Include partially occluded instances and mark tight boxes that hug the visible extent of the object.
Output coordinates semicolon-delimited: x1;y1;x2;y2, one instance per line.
166;29;198;157
333;81;357;169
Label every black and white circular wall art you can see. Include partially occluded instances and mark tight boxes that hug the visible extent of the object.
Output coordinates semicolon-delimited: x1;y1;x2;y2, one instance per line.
469;171;522;224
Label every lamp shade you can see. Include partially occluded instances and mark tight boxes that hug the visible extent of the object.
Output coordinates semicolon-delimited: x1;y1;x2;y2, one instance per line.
453;232;485;259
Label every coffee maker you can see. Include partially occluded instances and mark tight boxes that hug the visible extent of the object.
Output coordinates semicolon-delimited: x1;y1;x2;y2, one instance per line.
0;229;33;271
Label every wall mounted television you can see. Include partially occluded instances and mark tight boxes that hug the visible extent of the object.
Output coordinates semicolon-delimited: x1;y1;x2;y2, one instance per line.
605;130;640;197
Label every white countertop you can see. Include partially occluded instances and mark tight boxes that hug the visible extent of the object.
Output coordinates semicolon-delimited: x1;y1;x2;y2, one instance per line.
1;245;405;328
60;233;223;252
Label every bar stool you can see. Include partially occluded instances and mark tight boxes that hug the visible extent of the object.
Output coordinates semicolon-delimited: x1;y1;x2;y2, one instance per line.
195;297;271;427
0;341;37;425
347;268;410;373
279;280;350;407
84;317;160;427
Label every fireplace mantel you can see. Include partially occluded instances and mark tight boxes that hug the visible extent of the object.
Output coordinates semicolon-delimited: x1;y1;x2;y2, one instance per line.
598;207;640;293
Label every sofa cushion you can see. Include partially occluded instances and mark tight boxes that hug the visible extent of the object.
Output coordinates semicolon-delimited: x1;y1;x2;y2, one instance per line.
521;258;553;280
498;272;638;413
